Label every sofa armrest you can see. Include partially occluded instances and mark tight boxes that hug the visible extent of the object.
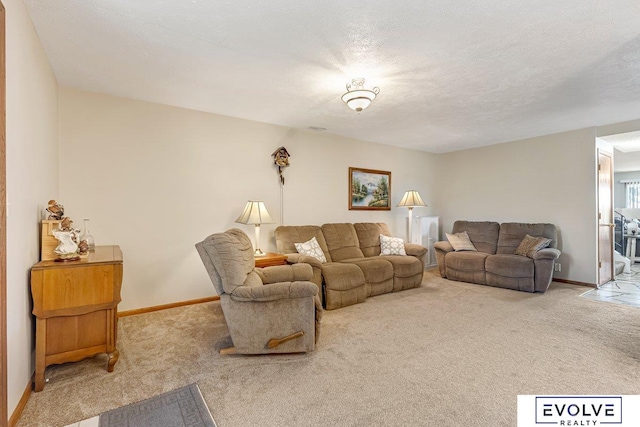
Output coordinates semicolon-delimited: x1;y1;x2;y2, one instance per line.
286;253;323;269
231;281;318;302
404;243;427;270
433;241;454;253
533;248;561;293
533;248;561;260
433;241;453;278
255;263;313;284
282;253;324;304
404;243;427;258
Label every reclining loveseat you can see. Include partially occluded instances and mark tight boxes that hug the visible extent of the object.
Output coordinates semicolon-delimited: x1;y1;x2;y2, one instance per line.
434;221;560;293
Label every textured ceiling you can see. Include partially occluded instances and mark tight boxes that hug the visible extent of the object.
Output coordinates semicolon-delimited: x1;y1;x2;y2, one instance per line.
23;0;640;153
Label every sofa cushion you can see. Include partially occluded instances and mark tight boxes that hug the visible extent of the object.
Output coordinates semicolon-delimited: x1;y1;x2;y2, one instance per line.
485;254;534;278
275;225;332;262
445;231;477;252
354;222;391;257
445;251;489;272
341;256;393;275
486;273;535;292
383;255;423;278
515;234;552;258
445;252;489;285
497;223;557;255
320;262;366;291
451;221;500;254
380;235;407;255
294;236;327;263
321;223;365;261
393;275;423;292
320;262;367;309
340;257;394;294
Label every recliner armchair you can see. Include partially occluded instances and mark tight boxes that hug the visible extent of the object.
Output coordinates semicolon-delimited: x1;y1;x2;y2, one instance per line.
196;228;322;354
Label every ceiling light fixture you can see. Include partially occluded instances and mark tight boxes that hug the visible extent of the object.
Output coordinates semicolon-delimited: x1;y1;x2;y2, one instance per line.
342;78;380;112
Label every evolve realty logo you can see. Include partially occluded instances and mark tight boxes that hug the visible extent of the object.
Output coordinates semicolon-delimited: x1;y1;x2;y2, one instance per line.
535;396;622;426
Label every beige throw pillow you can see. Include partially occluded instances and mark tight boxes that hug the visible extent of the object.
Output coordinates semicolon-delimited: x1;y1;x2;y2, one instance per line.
515;234;551;258
445;231;477;252
379;234;407;256
294;236;327;263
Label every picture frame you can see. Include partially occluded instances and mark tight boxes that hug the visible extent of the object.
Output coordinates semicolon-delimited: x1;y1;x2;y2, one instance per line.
348;167;391;210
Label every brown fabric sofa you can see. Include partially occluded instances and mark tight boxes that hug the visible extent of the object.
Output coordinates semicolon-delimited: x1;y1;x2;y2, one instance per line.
434;221;560;293
275;222;427;310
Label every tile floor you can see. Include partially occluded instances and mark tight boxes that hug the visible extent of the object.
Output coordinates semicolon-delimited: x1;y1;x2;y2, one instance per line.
581;264;640;308
64;417;98;427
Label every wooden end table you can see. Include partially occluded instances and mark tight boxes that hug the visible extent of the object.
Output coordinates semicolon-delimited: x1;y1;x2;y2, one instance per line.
30;245;123;391
255;253;288;268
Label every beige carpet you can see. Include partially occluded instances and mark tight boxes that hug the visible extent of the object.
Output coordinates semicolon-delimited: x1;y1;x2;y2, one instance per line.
17;271;640;427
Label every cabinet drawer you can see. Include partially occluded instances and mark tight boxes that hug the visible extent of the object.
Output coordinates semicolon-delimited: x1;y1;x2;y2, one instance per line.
46;310;108;355
42;265;114;311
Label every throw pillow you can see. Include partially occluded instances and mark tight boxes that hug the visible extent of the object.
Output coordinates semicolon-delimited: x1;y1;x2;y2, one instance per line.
294;236;327;263
515;234;552;258
379;234;407;256
445;231;478;252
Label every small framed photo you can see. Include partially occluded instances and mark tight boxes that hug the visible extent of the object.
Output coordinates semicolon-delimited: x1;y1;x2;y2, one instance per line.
348;167;391;210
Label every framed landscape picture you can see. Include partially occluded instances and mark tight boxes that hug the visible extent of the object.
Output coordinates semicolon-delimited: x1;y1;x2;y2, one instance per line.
349;167;391;210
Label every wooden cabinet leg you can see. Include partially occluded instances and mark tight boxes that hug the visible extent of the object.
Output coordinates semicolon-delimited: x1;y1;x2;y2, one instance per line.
107;349;119;372
34;318;46;392
34;370;45;392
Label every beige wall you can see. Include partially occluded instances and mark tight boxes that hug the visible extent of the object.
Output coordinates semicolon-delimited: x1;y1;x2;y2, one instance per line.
437;127;598;285
58;86;617;303
5;0;59;417
58;88;439;311
597;118;640;138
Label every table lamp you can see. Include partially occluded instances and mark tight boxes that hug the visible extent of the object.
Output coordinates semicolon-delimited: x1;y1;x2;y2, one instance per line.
235;201;275;256
397;190;427;242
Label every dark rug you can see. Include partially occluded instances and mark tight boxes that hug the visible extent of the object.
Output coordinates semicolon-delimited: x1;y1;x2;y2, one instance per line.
99;383;216;427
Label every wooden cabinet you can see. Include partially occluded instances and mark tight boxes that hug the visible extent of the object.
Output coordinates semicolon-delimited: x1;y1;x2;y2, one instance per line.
412;216;439;267
30;246;123;391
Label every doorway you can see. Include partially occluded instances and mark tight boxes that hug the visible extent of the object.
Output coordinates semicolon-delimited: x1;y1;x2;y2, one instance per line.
599;131;640;280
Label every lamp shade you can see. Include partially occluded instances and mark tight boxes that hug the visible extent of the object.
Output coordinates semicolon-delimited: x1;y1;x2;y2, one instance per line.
397;191;427;208
235;201;274;225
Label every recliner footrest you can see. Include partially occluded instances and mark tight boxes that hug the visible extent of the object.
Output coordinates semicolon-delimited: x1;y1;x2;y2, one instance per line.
320;262;366;310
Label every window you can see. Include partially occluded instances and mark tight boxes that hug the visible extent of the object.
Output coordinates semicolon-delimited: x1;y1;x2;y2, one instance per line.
624;181;640;208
